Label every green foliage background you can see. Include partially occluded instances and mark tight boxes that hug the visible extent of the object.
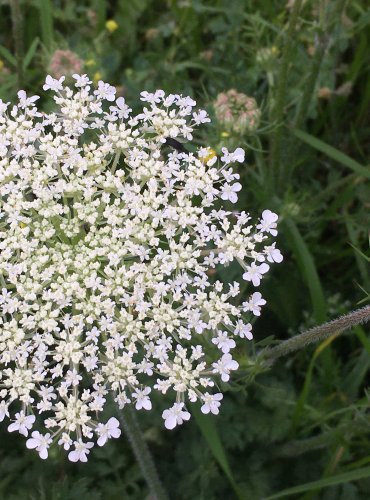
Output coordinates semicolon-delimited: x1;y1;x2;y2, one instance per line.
0;0;369;498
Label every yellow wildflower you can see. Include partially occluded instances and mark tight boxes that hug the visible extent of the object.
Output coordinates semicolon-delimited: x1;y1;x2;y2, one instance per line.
105;19;118;33
85;59;96;68
93;72;102;85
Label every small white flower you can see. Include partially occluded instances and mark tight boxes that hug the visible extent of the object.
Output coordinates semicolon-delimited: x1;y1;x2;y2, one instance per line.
242;262;270;286
212;331;236;353
68;440;94;462
8;411;35;437
109;97;132;119
162;403;191;430
222;168;240;182
265;243;283;263
221;147;245;164
242;292;266;316
220;182;242;203
140;90;165;104
58;433;73;451
234;321;253;339
0;401;9;422
192;109;210;125
72;74;92;87
17;90;40;108
65;369;83;387
132;387;152;411
201;393;223;415
175;94;196;108
43;75;65;92
26;431;52;459
96;417;121;447
0;99;9;115
257;210;279;236
212;354;239;382
94;81;116;101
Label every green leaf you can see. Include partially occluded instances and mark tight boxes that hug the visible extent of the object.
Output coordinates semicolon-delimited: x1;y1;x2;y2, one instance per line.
284;218;327;323
23;37;40;70
95;0;107;31
192;405;244;499
292;128;370;180
39;0;54;49
292;334;335;429
354;325;370;354
265;466;370;499
0;45;17;67
349;243;370;263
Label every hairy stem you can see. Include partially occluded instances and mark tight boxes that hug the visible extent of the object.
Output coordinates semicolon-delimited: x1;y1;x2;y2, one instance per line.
269;0;303;191
10;0;24;87
263;305;370;363
117;405;169;500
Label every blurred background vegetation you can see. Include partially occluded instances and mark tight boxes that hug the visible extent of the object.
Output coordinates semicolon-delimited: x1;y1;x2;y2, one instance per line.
0;0;369;498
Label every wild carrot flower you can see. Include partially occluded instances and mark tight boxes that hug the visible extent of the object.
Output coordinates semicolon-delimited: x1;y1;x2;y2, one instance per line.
0;75;282;461
214;89;261;134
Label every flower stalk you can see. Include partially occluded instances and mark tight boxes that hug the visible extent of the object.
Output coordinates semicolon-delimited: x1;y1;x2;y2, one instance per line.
263;305;370;363
118;406;169;500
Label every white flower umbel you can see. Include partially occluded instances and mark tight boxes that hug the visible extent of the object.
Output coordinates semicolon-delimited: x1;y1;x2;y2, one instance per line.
0;75;282;461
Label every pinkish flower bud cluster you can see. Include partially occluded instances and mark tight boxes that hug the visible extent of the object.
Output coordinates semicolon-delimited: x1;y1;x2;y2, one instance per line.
213;89;261;134
49;50;83;80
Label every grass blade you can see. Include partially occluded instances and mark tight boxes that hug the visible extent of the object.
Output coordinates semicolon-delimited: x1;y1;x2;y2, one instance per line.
264;466;370;499
292;333;339;429
39;0;54;49
95;0;107;32
284;218;327;323
0;45;17;67
345;213;370;291
192;405;243;499
292;128;370;180
23;37;39;70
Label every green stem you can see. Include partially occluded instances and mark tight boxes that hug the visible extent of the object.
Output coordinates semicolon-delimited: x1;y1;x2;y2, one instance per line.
269;0;303;191
117;405;169;500
263;305;370;363
10;0;24;88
